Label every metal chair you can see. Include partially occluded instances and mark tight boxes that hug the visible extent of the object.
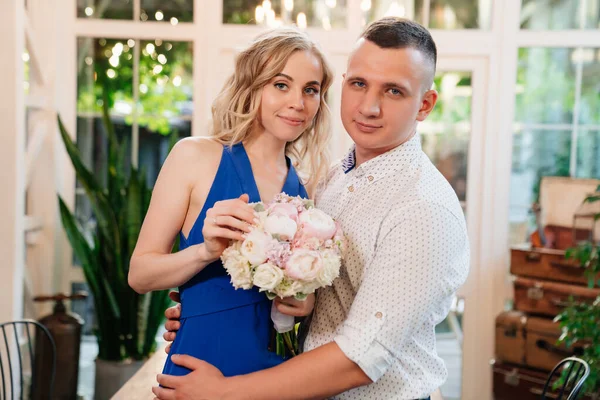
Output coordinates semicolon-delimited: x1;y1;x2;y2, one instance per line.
0;320;56;400
541;357;590;400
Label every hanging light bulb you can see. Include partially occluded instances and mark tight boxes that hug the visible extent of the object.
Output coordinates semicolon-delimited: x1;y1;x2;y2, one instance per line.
284;0;294;12
360;0;372;12
385;1;405;17
297;12;307;28
255;5;265;23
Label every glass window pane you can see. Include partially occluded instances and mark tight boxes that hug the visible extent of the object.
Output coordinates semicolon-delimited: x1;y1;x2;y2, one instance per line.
77;37;134;229
515;48;577;125
138;40;193;123
139;120;192;185
74;117;133;240
579;48;600;125
520;0;580;30
77;0;133;19
363;0;425;26
421;71;472;203
141;0;193;23
585;0;600;28
429;0;492;29
139;40;193;185
223;0;348;29
77;37;135;117
577;130;600;179
509;129;572;243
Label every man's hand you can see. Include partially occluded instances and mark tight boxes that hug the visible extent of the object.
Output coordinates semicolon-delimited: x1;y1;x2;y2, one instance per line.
274;293;315;317
164;291;181;354
153;355;228;400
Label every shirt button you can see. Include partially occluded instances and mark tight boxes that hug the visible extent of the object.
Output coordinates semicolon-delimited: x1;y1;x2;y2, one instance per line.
367;175;374;182
348;185;354;192
375;311;383;319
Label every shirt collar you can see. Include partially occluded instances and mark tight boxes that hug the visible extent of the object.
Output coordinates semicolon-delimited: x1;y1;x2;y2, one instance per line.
341;133;422;181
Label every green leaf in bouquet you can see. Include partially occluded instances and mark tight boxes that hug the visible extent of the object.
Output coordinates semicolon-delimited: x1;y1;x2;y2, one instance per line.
266;292;277;300
252;203;266;212
294;293;308;301
302;199;314;209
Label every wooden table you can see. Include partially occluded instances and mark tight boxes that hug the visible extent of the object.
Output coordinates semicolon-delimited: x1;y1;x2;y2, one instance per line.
111;344;168;399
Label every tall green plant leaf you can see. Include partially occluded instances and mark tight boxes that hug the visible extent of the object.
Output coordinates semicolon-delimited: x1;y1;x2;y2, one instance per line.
57;116;121;261
58;197;121;320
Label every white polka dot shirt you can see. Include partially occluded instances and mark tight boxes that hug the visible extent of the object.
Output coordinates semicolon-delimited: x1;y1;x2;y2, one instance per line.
303;134;470;399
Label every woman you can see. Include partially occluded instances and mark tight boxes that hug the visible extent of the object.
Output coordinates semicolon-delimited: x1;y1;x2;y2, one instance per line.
128;28;333;377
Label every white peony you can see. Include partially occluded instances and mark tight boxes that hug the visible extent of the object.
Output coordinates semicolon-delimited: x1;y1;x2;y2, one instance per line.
221;247;253;289
240;229;272;265
318;250;341;286
264;215;298;241
253;262;284;292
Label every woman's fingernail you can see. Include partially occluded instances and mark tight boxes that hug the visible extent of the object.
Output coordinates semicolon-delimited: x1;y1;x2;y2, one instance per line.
253;218;260;224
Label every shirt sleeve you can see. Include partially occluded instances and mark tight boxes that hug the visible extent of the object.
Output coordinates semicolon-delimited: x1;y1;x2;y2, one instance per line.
333;201;470;382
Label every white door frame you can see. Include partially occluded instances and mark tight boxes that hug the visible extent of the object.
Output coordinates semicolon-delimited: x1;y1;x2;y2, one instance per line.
435;56;492;399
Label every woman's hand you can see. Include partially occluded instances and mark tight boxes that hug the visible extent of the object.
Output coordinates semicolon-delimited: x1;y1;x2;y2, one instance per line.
202;194;256;262
274;293;316;317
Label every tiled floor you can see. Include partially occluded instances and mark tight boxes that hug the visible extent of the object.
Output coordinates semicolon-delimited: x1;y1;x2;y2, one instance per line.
78;334;463;400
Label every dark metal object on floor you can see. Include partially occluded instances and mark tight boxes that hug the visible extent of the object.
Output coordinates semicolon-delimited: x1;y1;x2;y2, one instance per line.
32;292;87;400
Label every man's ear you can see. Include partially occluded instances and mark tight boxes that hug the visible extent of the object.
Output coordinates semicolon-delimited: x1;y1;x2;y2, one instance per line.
416;90;438;122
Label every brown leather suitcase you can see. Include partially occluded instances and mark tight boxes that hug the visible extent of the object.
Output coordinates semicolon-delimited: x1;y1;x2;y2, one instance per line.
493;361;597;400
513;277;600;317
495;311;527;365
526;316;585;371
495;312;586;371
510;245;589;286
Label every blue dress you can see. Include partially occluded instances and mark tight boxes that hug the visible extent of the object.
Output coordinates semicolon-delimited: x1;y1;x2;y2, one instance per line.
162;142;308;377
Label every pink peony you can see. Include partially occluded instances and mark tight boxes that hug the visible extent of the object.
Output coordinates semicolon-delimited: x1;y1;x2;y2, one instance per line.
298;208;337;241
285;249;323;281
268;202;299;221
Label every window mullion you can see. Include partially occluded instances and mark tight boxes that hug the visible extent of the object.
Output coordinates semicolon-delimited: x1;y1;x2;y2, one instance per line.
132;39;140;168
570;48;584;177
423;0;431;28
134;0;141;22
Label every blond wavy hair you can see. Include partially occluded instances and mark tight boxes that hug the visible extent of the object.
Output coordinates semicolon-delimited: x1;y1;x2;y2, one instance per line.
210;28;333;188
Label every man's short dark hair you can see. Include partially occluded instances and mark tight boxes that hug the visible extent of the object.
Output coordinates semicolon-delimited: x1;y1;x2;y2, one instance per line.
361;17;437;75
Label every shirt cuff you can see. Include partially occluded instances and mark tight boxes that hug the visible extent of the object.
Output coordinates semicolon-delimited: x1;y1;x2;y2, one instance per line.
334;331;394;382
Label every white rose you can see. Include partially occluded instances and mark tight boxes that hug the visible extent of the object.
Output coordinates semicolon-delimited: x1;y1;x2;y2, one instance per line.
221;248;253;289
253;262;284;292
318;250;341;286
264;215;298;241
240;229;272;265
273;279;304;298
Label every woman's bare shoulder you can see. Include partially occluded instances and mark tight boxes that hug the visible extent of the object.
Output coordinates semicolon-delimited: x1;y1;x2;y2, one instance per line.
167;137;223;169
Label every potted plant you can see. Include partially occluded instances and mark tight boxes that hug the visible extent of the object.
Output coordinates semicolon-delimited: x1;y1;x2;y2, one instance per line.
57;99;174;399
555;188;600;397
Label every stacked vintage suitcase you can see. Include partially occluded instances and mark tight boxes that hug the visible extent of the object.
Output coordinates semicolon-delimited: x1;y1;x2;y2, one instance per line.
493;177;600;399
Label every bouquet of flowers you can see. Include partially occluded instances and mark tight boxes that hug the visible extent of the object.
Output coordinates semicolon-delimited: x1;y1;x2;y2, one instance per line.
220;193;345;355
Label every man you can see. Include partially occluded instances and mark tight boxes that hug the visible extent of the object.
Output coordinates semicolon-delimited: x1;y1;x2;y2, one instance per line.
153;17;470;400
